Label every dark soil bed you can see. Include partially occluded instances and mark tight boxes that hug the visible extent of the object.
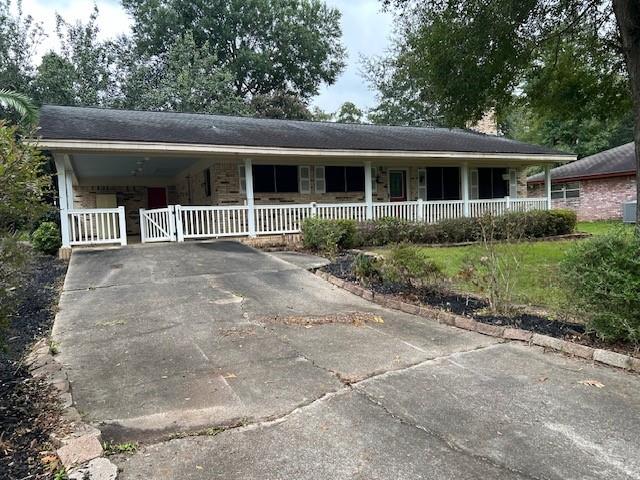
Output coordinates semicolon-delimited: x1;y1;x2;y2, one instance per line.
323;254;639;359
1;252;67;480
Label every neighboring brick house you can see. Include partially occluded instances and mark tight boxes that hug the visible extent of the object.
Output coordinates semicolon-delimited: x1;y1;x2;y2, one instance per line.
528;142;637;221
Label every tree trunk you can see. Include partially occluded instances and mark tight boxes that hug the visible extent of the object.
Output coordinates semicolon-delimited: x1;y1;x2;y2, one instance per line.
613;0;640;233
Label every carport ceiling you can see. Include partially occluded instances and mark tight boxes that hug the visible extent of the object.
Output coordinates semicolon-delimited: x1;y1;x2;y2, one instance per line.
70;154;200;178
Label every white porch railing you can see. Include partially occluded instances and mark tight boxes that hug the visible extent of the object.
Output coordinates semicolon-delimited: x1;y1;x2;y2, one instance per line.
63;197;549;246
67;207;127;246
177;205;249;240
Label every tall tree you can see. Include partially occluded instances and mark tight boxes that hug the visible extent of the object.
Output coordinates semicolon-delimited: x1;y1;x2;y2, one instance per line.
250;90;312;120
382;0;640;227
118;32;248;115
335;101;365;124
121;0;346;100
32;7;115;107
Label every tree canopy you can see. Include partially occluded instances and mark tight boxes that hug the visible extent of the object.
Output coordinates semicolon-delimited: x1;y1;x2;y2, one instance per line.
372;0;635;157
0;0;346;120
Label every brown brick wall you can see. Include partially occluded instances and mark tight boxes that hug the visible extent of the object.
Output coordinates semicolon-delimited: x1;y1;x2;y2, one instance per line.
528;175;637;220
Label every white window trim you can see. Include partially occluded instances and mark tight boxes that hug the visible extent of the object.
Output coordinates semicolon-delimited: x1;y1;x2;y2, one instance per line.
299;166;311;194
314;166;326;193
470;168;479;200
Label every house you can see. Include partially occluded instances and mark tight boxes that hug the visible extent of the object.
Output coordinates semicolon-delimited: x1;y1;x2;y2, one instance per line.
528;142;637;221
37;105;574;248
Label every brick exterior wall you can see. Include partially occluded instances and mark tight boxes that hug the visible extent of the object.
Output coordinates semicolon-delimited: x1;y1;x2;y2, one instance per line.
528;175;637;220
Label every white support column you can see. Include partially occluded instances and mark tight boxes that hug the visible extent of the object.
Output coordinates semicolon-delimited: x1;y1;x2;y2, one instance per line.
53;156;71;248
244;158;256;237
461;162;470;217
364;161;373;220
175;205;185;242
544;165;552;210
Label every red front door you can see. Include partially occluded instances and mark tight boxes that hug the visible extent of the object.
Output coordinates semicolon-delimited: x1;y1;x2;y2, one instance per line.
147;187;167;209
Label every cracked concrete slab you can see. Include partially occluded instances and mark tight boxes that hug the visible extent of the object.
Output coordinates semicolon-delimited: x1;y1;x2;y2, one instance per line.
54;241;493;443
116;389;526;480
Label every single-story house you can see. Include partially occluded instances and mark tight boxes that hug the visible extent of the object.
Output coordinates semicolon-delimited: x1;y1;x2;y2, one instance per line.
37;105;575;247
528;142;637;221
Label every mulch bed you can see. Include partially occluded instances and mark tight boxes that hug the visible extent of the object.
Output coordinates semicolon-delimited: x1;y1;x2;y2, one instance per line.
1;253;68;480
323;254;639;359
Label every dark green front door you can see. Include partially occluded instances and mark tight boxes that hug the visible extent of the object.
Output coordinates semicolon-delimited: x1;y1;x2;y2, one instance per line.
389;170;407;201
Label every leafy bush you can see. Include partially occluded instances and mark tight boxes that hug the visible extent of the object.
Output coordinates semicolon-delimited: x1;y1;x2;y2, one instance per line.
382;244;443;290
301;218;357;255
31;222;61;255
356;210;576;247
353;253;383;285
561;231;640;343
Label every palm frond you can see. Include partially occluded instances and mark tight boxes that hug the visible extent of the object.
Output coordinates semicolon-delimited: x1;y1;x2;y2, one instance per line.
0;90;38;124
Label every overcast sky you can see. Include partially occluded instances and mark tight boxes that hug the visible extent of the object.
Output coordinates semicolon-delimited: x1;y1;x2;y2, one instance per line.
21;0;394;113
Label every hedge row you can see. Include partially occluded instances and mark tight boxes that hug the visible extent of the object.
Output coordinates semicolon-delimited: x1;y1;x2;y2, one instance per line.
302;209;577;251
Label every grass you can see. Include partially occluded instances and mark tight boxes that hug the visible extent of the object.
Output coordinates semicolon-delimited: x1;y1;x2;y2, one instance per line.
103;441;138;456
369;220;628;316
576;220;633;236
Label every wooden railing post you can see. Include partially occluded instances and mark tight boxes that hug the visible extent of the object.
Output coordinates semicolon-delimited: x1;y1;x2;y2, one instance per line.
417;198;424;222
175;205;185;242
117;206;127;246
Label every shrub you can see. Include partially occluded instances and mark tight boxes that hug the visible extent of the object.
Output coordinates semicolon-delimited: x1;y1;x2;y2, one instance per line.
353;253;382;285
357;217;412;246
459;215;522;315
31;221;61;255
561;231;640;343
382;244;443;290
301;218;357;254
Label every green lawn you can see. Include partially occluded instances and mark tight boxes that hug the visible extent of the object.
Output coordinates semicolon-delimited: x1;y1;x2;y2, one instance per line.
576;220;633;236
369;220;628;316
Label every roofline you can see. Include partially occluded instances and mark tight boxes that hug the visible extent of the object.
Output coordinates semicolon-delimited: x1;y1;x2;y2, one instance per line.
528;170;636;184
33;139;576;163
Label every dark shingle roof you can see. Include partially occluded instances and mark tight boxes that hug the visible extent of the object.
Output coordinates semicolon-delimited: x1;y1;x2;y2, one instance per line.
528;142;636;183
38;105;571;156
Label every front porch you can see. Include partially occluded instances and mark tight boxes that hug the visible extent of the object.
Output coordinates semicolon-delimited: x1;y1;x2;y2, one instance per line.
53;153;554;247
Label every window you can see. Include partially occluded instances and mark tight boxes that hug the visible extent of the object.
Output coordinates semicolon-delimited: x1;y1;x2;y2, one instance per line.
252;165;298;193
478;167;508;199
325;166;365;192
422;167;460;201
203;168;211;197
551;182;580;200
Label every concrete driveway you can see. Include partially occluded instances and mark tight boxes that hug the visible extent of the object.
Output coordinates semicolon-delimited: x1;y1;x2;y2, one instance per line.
53;242;640;479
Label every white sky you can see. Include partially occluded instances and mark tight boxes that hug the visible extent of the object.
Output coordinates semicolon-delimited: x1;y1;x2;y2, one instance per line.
20;0;394;113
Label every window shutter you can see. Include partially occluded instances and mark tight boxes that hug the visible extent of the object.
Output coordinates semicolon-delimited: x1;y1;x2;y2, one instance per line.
314;166;326;193
238;165;246;194
299;166;311;194
509;169;518;198
470;168;479;199
417;168;427;200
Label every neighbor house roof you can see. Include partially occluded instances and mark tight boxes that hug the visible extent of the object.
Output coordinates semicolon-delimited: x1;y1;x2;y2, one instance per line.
37;105;572;159
528;142;636;184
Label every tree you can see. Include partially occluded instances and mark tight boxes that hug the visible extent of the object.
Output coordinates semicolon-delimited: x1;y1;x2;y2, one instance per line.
121;0;346;100
382;0;640;228
0;0;43;93
118;32;248;115
0;90;38;124
310;106;333;122
250;90;312;120
335;101;365;124
362;34;440;126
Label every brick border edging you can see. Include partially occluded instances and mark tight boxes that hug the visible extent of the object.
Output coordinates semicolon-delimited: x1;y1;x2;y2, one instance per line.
25;339;118;476
315;270;640;373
